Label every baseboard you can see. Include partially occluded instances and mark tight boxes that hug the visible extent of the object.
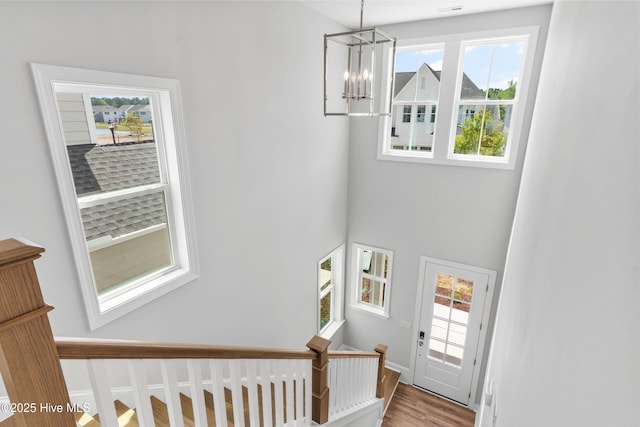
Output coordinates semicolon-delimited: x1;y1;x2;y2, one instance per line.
385;361;411;384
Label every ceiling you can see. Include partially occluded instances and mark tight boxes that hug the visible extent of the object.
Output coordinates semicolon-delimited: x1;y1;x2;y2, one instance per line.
300;0;553;28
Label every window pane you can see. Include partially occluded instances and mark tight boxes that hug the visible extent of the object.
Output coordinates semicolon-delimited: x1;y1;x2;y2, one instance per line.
63;95;159;197
460;41;524;101
394;48;444;102
429;339;445;361
320;291;332;330
390;47;443;155
445;344;464;367
433;298;451;319
82;192;172;294
361;277;372;303
454;106;509;157
369;280;385;307
436;273;454;298
320;256;332;291
448;326;467;346
361;250;373;273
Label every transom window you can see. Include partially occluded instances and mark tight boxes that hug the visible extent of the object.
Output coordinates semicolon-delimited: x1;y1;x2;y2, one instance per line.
352;243;393;318
378;26;539;169
32;64;199;329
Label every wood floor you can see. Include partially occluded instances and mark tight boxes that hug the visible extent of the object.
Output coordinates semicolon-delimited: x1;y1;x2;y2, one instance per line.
382;383;475;427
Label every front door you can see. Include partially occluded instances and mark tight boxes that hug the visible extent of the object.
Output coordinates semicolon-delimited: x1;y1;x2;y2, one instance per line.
413;258;494;405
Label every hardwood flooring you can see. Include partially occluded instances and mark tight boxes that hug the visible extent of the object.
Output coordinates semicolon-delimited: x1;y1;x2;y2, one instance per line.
382;383;475;427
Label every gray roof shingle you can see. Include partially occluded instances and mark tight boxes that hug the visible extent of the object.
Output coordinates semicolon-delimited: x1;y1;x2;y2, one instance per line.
67;142;167;241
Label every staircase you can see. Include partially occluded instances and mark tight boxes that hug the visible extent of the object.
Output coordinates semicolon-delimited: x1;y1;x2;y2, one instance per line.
0;238;396;427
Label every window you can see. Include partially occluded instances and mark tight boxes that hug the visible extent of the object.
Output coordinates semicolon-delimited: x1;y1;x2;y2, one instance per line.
352;244;393;318
417;105;426;123
32;64;199;329
318;244;345;337
387;44;444;154
402;105;412;123
378;26;539;169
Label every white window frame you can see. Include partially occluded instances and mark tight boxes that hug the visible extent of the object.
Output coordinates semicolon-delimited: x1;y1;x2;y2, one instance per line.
351;243;393;318
378;26;539;170
31;63;199;330
318;244;345;338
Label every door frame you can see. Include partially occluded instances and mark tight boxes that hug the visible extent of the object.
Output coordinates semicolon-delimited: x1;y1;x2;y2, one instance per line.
409;256;497;409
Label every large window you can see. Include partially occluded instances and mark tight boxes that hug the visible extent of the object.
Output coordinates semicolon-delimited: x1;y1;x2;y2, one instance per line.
352;244;393;318
32;64;199;329
378;26;539;169
318;244;345;337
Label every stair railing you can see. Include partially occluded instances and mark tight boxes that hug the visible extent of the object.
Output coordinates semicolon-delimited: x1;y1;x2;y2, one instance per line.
0;238;388;426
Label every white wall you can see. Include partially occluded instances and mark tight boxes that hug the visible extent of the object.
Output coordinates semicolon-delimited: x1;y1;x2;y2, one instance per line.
0;2;349;349
478;2;640;426
343;5;551;400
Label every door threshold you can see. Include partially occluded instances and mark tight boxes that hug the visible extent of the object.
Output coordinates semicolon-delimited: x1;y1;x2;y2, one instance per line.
410;384;473;410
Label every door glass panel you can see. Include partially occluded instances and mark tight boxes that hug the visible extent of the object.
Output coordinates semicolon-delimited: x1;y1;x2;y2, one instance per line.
429;339;445;360
436;273;454;297
448;326;467;346
445;345;464;366
429;272;477;369
433;298;451;320
431;323;448;341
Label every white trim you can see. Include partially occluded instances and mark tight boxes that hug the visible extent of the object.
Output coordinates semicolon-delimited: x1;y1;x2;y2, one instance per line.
409;256;496;407
378;25;540;170
31;63;199;330
87;223;167;251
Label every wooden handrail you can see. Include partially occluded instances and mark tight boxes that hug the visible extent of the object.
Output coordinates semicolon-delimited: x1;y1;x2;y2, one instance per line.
0;238;390;426
327;350;380;358
56;337;317;360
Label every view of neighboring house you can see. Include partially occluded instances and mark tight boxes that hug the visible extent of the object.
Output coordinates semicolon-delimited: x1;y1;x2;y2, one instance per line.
390;64;486;151
92;104;152;124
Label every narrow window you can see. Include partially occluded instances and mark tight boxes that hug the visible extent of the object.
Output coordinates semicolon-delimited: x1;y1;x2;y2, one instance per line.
318;244;345;337
352;243;393;318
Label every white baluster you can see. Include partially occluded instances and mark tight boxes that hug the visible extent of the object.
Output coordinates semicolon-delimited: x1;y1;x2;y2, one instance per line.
259;360;273;427
273;360;285;426
294;359;304;427
86;359;119;427
229;360;245;427
187;359;209;426
209;360;229;427
304;359;312;426
127;359;154;427
161;359;185;427
284;359;295;426
245;359;261;427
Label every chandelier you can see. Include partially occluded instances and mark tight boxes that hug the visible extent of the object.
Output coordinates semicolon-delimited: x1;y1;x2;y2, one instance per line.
324;0;396;117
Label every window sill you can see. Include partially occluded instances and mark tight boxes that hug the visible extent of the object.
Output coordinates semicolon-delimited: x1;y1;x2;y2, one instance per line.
319;319;345;340
349;304;390;320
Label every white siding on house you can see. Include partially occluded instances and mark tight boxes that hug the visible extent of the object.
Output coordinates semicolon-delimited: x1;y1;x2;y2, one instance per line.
56;92;95;145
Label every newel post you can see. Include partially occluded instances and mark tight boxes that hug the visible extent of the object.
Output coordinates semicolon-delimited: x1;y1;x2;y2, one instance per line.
0;238;75;426
375;343;388;399
306;335;331;424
